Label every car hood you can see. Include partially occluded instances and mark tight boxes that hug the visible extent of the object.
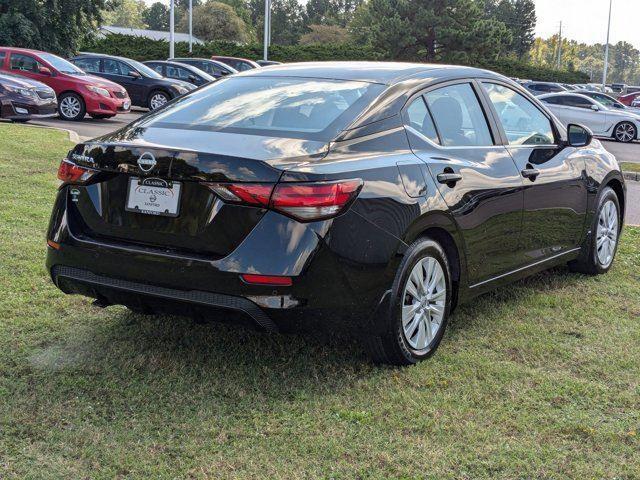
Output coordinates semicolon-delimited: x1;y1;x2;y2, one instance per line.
70;73;125;91
157;77;197;90
0;72;51;90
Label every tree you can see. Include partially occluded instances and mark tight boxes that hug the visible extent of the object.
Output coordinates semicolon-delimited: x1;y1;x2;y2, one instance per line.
248;0;305;45
0;0;108;56
176;0;250;42
102;0;147;28
300;24;350;44
350;0;512;62
305;0;363;27
142;2;169;30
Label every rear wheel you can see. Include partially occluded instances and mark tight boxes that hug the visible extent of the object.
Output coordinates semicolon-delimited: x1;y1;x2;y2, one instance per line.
366;238;452;365
569;186;620;275
58;92;86;121
613;121;636;143
148;90;170;110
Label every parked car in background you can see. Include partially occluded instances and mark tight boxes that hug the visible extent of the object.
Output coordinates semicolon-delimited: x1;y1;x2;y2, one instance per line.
0;71;57;122
576;90;640;114
610;83;626;94
143;60;215;87
632;97;640;108
618;91;640;106
522;81;568;95
211;56;260;71
561;83;578;91
169;58;237;79
70;53;195;110
47;62;625;365
257;60;281;67
540;92;640;142
0;47;130;121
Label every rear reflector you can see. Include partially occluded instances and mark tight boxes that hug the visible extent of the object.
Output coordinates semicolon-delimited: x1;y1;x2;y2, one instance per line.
57;159;96;185
206;179;363;222
47;239;61;250
241;274;293;286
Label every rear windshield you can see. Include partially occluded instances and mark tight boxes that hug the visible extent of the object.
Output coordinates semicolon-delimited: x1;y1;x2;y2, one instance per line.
137;76;385;141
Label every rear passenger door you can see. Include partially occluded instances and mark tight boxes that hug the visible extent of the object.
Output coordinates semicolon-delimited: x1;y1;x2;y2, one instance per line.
480;82;587;261
101;59;144;106
404;80;525;286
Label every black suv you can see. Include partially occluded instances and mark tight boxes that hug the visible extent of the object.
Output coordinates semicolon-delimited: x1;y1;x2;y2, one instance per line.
168;58;236;79
47;63;625;365
143;60;215;87
70;53;196;110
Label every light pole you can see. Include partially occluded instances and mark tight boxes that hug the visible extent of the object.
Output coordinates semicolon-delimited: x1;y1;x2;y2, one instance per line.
169;0;175;59
263;0;271;61
189;0;193;54
602;0;613;88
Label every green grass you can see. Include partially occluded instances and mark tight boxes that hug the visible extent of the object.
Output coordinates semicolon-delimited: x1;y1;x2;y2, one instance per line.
620;162;640;173
1;123;639;479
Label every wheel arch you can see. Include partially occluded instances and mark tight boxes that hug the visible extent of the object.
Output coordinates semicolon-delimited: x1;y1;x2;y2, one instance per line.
612;120;637;141
605;176;626;226
57;89;86;103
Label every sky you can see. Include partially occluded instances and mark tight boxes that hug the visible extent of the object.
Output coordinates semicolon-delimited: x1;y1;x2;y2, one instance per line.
143;0;640;49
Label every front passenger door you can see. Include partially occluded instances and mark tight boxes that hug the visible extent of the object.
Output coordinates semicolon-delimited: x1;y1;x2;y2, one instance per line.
480;82;587;262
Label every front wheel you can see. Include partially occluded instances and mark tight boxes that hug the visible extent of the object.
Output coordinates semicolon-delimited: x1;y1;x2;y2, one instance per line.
613;121;636;143
569;186;621;275
366;238;452;365
58;92;86;121
148;90;170;110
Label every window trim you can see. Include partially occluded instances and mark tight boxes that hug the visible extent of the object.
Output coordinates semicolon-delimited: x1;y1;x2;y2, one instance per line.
400;78;502;150
477;79;561;148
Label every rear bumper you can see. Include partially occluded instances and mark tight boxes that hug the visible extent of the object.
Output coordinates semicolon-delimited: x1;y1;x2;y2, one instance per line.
46;192;403;333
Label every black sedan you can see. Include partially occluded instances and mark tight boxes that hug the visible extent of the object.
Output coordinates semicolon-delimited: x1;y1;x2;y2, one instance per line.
70;53;196;110
0;71;57;122
143;60;215;87
46;62;625;365
168;58;237;79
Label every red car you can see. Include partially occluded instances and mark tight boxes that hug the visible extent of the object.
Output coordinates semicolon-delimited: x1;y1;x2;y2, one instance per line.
617;91;640;106
0;47;131;121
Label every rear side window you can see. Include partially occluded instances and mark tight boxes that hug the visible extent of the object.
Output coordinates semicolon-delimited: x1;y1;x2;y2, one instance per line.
0;52;5;65
10;53;42;73
566;96;593;109
73;57;100;73
482;83;554;146
138;76;385;141
424;83;493;147
405;96;439;145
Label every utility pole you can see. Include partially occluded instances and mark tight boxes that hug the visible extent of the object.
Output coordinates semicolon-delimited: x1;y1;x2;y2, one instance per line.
602;0;613;88
189;0;193;54
556;21;562;69
263;0;271;61
169;0;175;59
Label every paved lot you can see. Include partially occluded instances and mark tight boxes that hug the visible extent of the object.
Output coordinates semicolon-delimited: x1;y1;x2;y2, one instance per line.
11;114;640;225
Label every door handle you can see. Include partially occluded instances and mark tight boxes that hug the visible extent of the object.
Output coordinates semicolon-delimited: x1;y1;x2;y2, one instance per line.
521;167;540;180
437;173;463;185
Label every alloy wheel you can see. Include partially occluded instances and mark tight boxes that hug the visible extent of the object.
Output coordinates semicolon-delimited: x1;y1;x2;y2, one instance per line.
614;122;636;142
596;199;619;267
149;93;168;110
401;256;447;351
60;96;81;119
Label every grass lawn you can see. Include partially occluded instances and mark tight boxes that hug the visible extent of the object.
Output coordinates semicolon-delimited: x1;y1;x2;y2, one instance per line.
1;123;639;479
621;162;640;173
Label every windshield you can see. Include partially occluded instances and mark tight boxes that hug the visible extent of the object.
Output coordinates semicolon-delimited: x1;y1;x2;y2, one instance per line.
39;53;85;75
128;59;163;79
137;76;385;141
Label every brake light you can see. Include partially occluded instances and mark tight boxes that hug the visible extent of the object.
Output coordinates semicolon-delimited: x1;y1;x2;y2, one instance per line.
271;180;363;221
208;183;273;207
57;159;96;185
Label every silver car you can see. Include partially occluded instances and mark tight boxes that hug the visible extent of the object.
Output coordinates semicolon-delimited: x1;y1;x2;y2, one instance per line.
539;92;640;143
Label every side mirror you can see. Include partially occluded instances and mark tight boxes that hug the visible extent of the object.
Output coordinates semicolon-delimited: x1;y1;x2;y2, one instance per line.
188;75;198;83
567;124;593;147
38;66;52;76
590;104;600;111
220;70;231;76
128;70;141;78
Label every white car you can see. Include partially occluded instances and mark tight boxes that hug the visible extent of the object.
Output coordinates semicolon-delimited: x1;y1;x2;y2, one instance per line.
539;92;640;143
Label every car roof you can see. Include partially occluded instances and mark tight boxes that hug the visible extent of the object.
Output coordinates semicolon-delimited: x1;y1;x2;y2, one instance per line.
538;92;595;101
0;47;47;55
72;53;136;63
232;61;504;86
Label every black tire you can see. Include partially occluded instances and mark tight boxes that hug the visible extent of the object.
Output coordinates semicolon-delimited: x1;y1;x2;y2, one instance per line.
58;92;86;121
613;121;636;143
366;237;453;366
569;186;621;275
147;90;170;110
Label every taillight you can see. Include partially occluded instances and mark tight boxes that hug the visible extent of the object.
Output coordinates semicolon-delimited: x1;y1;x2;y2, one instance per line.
240;274;292;286
206;179;363;222
57;159;96;185
271;180;363;221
